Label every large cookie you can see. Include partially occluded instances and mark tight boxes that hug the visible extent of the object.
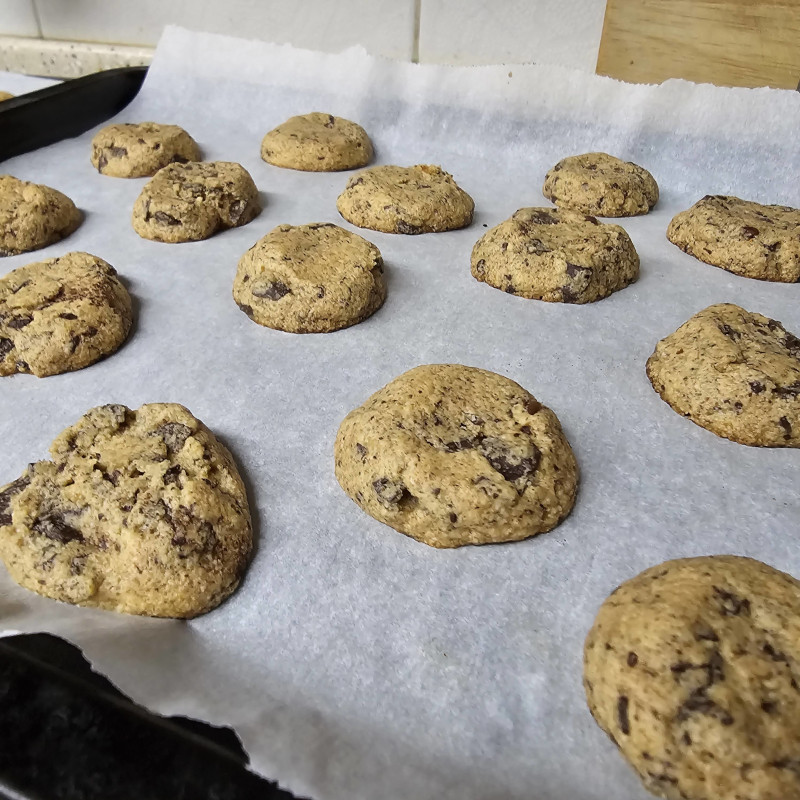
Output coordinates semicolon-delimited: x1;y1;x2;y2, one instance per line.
471;207;639;303
334;364;578;548
542;152;658;217
0;252;132;378
336;165;474;234
233;223;385;333
261;113;373;172
0;403;252;618
91;122;201;178
132;161;261;243
1;175;81;256
646;303;800;447
584;555;800;800
667;195;800;283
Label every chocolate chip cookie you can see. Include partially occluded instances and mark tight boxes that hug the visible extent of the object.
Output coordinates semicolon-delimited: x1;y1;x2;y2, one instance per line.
233;223;385;333
667;195;800;282
334;364;578;548
646;303;800;447
336;165;474;234
0;92;14;102
584;555;800;800
132;161;261;243
0;403;252;618
1;175;81;256
542;152;658;217
91;122;201;178
261;113;373;172
0;251;132;378
471;207;639;303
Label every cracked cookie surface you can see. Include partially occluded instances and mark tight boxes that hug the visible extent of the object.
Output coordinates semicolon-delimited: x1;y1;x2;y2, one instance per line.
1;175;81;256
334;364;578;548
336;165;474;234
542;152;658;217
471;206;639;303
646;303;800;447
667;195;800;282
261;113;373;172
233;223;385;333
91;122;201;178
0;252;132;377
132;161;260;243
584;555;800;800
0;403;252;618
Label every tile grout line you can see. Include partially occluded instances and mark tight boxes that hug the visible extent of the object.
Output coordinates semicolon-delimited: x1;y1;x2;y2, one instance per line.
412;0;421;63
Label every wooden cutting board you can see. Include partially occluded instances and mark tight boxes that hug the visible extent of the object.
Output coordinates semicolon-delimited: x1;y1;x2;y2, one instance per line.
596;0;800;89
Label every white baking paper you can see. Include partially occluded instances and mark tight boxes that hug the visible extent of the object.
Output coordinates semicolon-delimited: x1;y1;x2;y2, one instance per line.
1;26;799;800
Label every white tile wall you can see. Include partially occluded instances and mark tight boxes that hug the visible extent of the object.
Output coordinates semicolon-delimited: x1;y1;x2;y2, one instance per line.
33;0;417;60
1;0;41;37
418;0;606;71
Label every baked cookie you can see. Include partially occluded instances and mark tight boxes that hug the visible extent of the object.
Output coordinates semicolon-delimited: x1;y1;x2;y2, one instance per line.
132;161;260;243
233;223;385;333
336;165;474;234
91;122;201;178
0;403;252;618
0;175;81;256
0;92;14;102
261;113;373;172
667;195;800;283
0;252;132;378
542;152;658;217
646;303;800;447
334;364;578;548
471;207;639;303
584;555;800;800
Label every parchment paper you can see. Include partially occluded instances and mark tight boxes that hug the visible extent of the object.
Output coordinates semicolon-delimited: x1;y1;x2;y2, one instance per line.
2;27;799;800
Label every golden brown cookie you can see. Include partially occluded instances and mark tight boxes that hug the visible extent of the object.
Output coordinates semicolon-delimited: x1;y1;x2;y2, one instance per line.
0;252;132;377
667;195;800;283
334;364;578;548
471;207;639;303
584;555;800;800
336;165;474;234
233;223;385;333
0;92;14;102
132;161;261;243
0;403;252;618
542;152;658;217
646;303;800;447
91;122;201;178
0;175;81;256
261;112;373;172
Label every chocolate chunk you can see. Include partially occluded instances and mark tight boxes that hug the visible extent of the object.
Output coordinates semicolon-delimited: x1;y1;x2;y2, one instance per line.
718;323;740;340
0;475;30;526
617;695;630;735
444;437;478;453
773;382;800;398
396;220;422;235
761;700;777;713
766;241;781;252
154;422;192;454
783;331;800;355
526;238;551;255
566;263;592;279
779;416;793;439
163;464;182;486
32;512;84;544
712;586;751;616
349;177;365;187
0;337;13;359
58;313;78;320
237;303;254;319
750;381;765;394
763;642;788;662
741;225;760;239
97;153;108;171
7;315;32;329
316;286;326;299
252;281;291;301
325;114;336;128
627;652;638;667
228;200;246;224
526;210;558;225
153;210;181;226
372;477;413;510
560;286;578;303
449;512;458;523
524;397;541;415
677;689;734;725
477;436;540;484
474;259;486;275
170;154;189;164
69;335;82;354
355;443;367;460
70;555;86;575
108;146;128;158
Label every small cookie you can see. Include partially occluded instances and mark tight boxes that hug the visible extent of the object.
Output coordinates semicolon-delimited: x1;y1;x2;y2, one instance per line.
0;92;14;102
0;403;252;618
336;165;474;234
471;207;639;303
132;161;261;243
233;223;385;333
0;175;81;256
261;113;373;172
334;364;578;548
0;252;132;378
91;122;201;178
667;195;800;283
584;555;800;800
646;303;800;447
542;152;658;217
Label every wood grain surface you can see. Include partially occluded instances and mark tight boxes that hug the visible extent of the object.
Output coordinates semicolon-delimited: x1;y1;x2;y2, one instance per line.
597;0;800;89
